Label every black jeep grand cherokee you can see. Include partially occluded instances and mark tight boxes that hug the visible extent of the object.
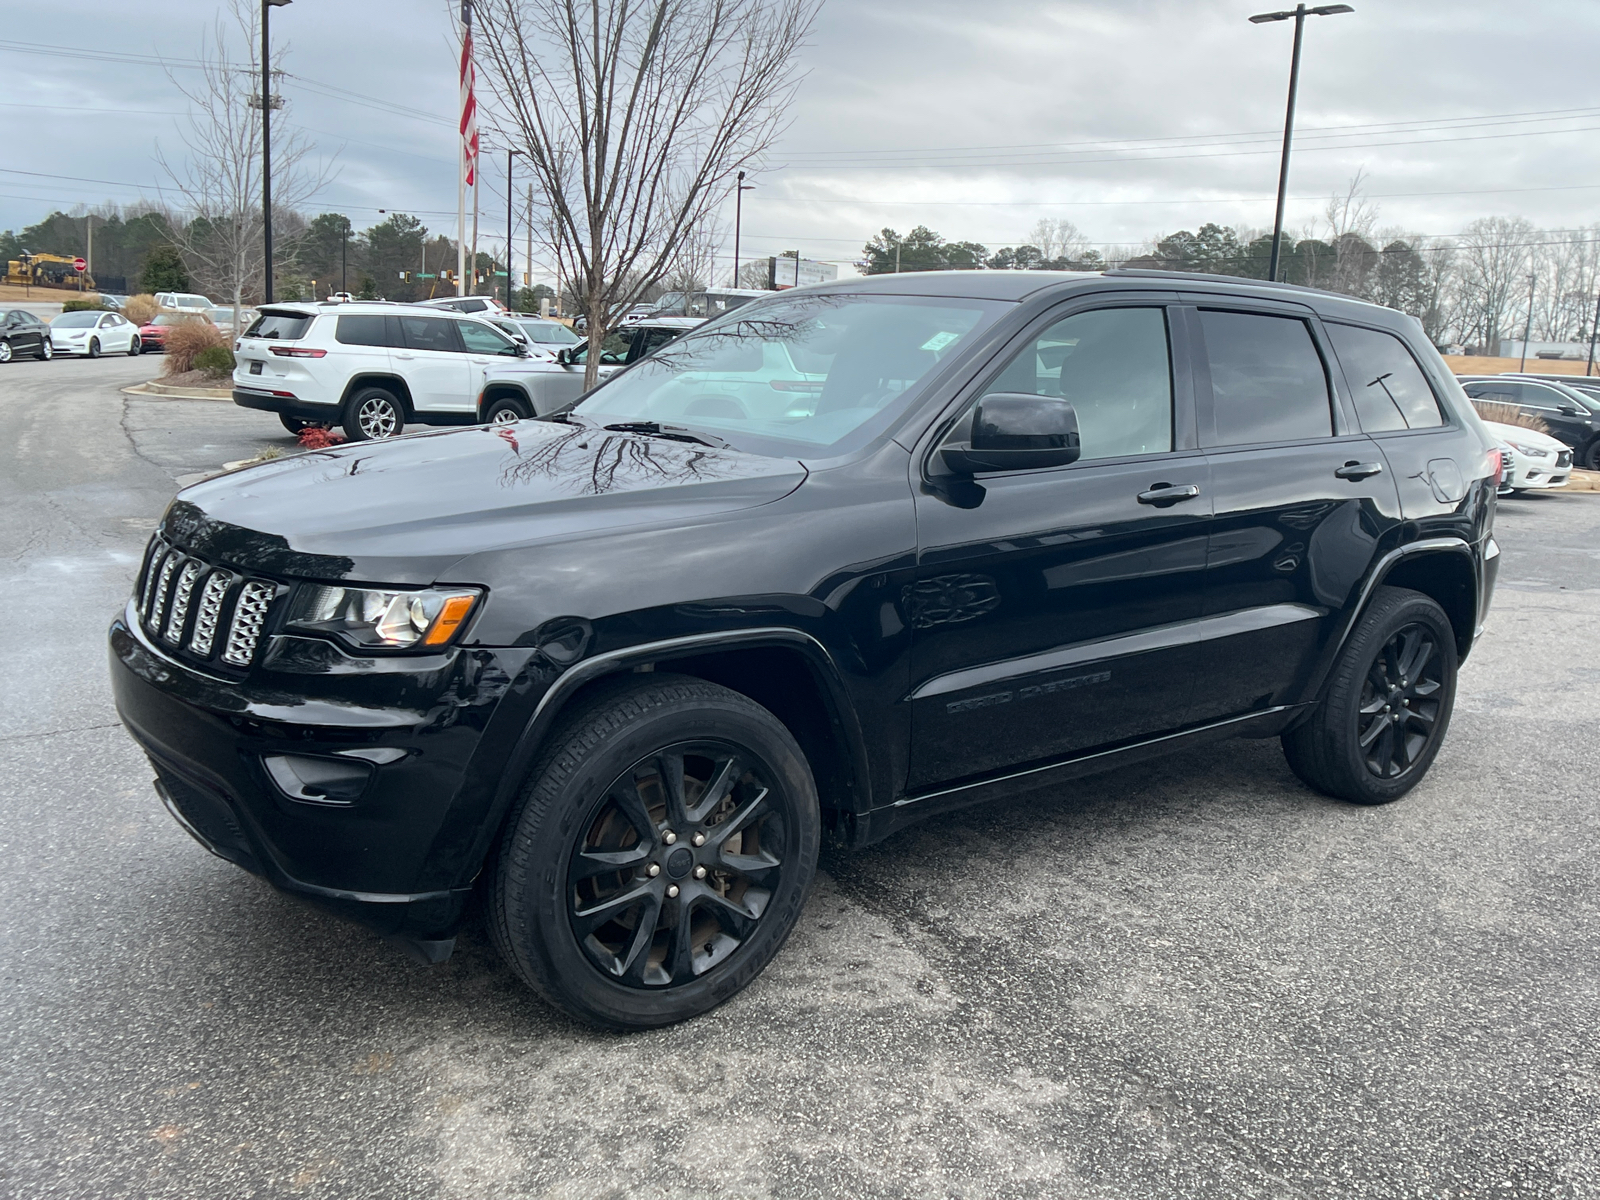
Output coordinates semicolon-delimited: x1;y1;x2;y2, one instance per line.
111;270;1500;1029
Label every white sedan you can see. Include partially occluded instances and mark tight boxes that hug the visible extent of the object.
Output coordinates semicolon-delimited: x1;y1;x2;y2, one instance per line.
1483;419;1572;493
49;310;142;358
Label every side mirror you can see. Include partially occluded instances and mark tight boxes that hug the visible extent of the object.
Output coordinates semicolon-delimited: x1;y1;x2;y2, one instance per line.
941;393;1081;474
1558;402;1583;415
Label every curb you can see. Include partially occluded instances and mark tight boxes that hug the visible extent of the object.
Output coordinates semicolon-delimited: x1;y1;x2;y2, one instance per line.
123;381;232;400
1563;469;1600;494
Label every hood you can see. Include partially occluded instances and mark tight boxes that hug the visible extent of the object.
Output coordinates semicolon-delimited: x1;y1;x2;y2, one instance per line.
1483;420;1566;452
166;421;806;585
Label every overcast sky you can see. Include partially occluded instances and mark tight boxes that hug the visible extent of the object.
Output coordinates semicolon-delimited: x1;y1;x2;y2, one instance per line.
5;0;1598;284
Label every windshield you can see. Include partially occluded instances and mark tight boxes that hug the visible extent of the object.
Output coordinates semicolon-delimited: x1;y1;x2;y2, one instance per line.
572;293;1007;456
51;312;99;328
515;319;580;345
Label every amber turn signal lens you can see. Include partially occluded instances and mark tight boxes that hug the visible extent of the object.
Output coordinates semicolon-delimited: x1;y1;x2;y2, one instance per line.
422;594;477;646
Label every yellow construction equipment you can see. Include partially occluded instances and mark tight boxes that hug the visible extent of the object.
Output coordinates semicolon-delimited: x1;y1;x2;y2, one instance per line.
4;253;96;291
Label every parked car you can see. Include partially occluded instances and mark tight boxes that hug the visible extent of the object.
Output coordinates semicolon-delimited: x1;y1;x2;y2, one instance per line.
49;309;142;357
1457;375;1600;469
477;317;700;421
112;269;1499;1030
1478;419;1571;492
419;295;508;317
0;309;53;361
230;300;527;439
98;293;129;312
137;311;214;353
494;315;583;359
206;306;258;337
154;291;217;315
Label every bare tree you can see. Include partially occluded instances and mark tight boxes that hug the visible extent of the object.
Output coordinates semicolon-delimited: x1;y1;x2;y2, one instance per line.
156;0;327;330
1026;217;1087;265
1455;216;1535;354
473;0;820;387
662;215;726;292
1323;171;1380;297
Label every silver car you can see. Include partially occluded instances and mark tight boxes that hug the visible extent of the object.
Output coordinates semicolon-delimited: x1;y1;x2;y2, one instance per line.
477;318;701;422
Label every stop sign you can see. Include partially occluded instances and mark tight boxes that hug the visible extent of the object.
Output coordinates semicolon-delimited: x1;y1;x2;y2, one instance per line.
72;257;86;272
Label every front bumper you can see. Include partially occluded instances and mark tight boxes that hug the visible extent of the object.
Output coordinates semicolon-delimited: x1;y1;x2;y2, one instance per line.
109;603;539;941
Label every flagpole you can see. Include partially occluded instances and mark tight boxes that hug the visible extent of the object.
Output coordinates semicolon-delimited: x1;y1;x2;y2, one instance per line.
471;167;480;297
456;0;473;297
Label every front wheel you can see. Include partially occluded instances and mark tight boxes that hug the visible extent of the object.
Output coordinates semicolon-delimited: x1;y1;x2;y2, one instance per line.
342;387;404;441
489;675;820;1030
39;340;53;360
0;340;12;363
1282;586;1458;805
87;337;100;359
128;335;141;356
485;395;532;424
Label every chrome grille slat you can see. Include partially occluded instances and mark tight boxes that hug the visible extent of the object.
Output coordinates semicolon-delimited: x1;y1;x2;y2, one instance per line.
146;552;180;634
162;561;206;645
222;581;275;667
188;570;234;657
139;541;169;623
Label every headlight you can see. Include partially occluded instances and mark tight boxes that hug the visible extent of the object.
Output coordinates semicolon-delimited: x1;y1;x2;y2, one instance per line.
1506;440;1551;458
286;584;481;650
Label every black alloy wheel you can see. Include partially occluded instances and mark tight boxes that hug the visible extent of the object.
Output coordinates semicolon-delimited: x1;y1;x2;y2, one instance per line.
87;337;100;359
342;387;404;441
0;340;12;363
490;675;820;1029
1585;439;1600;472
486;395;532;424
1355;623;1445;779
569;743;786;988
1282;585;1458;805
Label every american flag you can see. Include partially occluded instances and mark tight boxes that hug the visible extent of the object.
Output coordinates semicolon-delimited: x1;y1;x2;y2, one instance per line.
459;1;479;187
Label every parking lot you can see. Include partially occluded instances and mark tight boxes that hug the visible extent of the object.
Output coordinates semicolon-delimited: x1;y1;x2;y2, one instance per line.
2;355;1598;1199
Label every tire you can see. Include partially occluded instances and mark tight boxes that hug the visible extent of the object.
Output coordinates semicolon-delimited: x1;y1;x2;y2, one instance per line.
0;340;11;364
342;387;404;441
1584;439;1600;472
488;674;820;1030
87;337;100;359
484;395;532;424
1282;585;1458;805
39;340;52;361
279;414;319;435
128;335;141;357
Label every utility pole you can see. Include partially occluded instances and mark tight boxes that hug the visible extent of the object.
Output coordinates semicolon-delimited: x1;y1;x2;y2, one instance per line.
1519;273;1537;371
85;215;93;286
340;220;347;295
505;148;520;309
261;0;292;304
1586;290;1600;377
732;171;753;286
1249;4;1354;282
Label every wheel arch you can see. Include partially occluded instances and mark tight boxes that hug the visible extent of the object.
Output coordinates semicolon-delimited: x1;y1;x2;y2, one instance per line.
339;373;414;419
478;380;534;422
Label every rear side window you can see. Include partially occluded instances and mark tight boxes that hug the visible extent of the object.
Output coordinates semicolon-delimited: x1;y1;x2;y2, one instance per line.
398;315;462;353
249;313;315;341
1327;324;1444;432
1201;310;1332;445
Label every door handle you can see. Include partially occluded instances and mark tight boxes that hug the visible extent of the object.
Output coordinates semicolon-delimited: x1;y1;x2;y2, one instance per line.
1136;483;1201;506
1335;460;1384;480
394;352;415;359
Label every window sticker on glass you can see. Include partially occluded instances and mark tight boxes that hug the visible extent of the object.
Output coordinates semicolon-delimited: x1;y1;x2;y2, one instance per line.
921;331;960;352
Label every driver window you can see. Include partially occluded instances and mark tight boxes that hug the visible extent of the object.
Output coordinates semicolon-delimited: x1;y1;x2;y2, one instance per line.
977;306;1174;461
458;321;518;356
572;330;632;364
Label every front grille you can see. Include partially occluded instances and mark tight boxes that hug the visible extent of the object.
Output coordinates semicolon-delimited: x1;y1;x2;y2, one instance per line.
135;537;280;671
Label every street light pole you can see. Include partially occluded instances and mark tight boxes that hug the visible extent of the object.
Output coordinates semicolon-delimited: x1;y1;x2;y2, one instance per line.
1586;289;1600;377
1519;273;1537;371
732;171;754;286
1249;4;1353;282
261;0;292;304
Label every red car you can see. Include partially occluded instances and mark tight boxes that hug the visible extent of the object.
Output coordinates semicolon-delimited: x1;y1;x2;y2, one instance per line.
137;312;214;352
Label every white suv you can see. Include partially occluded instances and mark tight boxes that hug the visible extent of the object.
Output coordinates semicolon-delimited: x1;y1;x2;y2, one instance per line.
154;291;217;314
231;301;526;440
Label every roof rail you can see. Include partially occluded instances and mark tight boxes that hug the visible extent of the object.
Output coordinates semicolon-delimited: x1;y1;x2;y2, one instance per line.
1104;267;1352;301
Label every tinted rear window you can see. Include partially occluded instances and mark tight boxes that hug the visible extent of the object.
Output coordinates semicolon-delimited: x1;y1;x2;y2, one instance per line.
398;315;462;353
334;315;391;346
247;313;314;341
1326;323;1444;432
1201;310;1332;445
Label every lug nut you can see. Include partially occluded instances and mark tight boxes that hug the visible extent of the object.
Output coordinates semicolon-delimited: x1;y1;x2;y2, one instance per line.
662;831;678;845
667;885;679;898
691;832;705;847
693;865;707;879
647;863;660;877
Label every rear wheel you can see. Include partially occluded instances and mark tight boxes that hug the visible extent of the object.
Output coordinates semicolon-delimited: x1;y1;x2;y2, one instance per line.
489;674;820;1030
1282;586;1457;805
485;395;532;424
342;387;404;441
1584;439;1600;472
0;340;12;363
128;335;141;356
87;337;100;359
279;414;319;435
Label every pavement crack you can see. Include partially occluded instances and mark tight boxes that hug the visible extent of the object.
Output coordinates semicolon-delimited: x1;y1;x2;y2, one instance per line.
0;722;122;745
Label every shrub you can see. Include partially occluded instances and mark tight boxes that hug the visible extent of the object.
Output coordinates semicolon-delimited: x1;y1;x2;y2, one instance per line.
122;294;160;326
61;297;105;313
298;426;345;449
1472;399;1549;435
193;344;236;376
161;319;229;376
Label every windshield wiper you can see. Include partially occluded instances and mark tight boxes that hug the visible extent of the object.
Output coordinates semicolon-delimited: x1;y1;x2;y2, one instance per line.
602;421;730;449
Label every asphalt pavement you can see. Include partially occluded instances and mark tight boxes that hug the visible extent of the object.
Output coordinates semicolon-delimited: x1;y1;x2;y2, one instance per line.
2;356;1597;1199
